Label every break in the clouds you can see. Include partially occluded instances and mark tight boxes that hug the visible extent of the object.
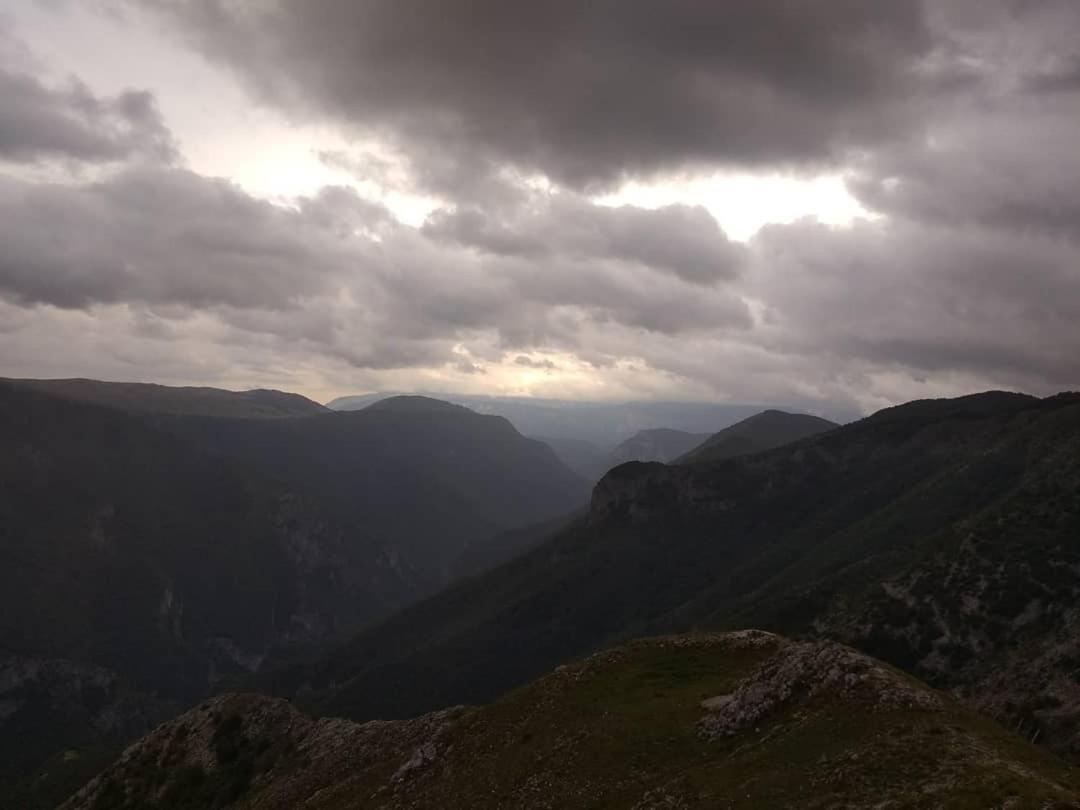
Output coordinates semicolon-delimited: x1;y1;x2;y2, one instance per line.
1;1;1079;412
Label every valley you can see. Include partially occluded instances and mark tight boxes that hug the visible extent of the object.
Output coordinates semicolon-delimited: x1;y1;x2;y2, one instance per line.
3;380;1079;808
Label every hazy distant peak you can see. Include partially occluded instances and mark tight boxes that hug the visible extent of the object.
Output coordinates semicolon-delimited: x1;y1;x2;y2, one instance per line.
608;427;713;466
364;394;476;415
677;409;838;464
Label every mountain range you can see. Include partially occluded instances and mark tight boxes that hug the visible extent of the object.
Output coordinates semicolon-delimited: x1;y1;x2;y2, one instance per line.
246;391;1080;770
675;409;839;464
327;391;853;447
0;380;587;807
6;380;1080;808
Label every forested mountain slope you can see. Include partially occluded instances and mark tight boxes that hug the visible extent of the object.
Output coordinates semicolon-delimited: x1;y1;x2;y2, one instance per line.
0;383;588;806
262;392;1080;762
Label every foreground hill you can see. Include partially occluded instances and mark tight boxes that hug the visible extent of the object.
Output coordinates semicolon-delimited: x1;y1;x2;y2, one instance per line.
254;391;1080;762
608;427;712;466
676;408;838;464
63;633;1080;809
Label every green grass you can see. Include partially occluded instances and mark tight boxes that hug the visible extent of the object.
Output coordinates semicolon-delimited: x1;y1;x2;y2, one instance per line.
67;635;1080;810
324;636;1080;808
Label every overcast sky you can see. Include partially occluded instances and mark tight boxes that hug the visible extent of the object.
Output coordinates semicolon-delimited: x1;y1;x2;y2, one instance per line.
1;1;1078;413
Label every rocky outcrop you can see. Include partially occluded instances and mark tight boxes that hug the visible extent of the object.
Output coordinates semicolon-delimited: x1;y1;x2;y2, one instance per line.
61;693;461;810
589;462;736;525
698;639;941;740
59;633;1080;809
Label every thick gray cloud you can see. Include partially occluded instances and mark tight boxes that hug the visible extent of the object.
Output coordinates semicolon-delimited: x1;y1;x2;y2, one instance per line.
423;196;744;285
3;1;1080;412
0;163;753;379
0;168;362;308
146;0;961;191
746;218;1080;390
0;24;175;164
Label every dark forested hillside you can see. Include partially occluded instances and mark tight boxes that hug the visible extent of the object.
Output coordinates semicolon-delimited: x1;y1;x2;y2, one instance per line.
262;391;1080;763
0;382;587;807
0;383;413;807
160;395;590;586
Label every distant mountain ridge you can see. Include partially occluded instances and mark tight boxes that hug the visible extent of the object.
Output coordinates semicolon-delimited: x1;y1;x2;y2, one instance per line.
9;377;327;418
608;427;712;466
326;390;855;446
676;408;838;464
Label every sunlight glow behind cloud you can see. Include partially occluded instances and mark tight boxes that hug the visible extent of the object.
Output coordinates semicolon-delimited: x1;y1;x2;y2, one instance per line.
594;173;874;242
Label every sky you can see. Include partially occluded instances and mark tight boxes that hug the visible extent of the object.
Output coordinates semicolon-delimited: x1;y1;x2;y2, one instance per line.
1;1;1078;414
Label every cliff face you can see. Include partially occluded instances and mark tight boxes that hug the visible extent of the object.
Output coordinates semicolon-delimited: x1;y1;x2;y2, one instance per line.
589;461;737;524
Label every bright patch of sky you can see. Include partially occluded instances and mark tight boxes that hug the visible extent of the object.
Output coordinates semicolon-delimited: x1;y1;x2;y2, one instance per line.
594;173;874;242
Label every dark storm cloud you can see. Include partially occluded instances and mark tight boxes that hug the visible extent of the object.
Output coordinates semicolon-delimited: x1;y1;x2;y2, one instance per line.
148;0;955;190
0;24;175;164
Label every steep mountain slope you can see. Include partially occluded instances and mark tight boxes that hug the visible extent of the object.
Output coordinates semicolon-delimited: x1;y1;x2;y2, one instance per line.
7;377;326;418
63;634;1080;809
529;435;611;481
608;427;712;465
0;383;414;808
163;395;590;586
0;385;586;806
676;408;838;464
257;391;1080;762
449;509;584;580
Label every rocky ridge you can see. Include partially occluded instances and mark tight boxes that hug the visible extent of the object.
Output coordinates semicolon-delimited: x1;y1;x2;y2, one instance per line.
62;633;1080;809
